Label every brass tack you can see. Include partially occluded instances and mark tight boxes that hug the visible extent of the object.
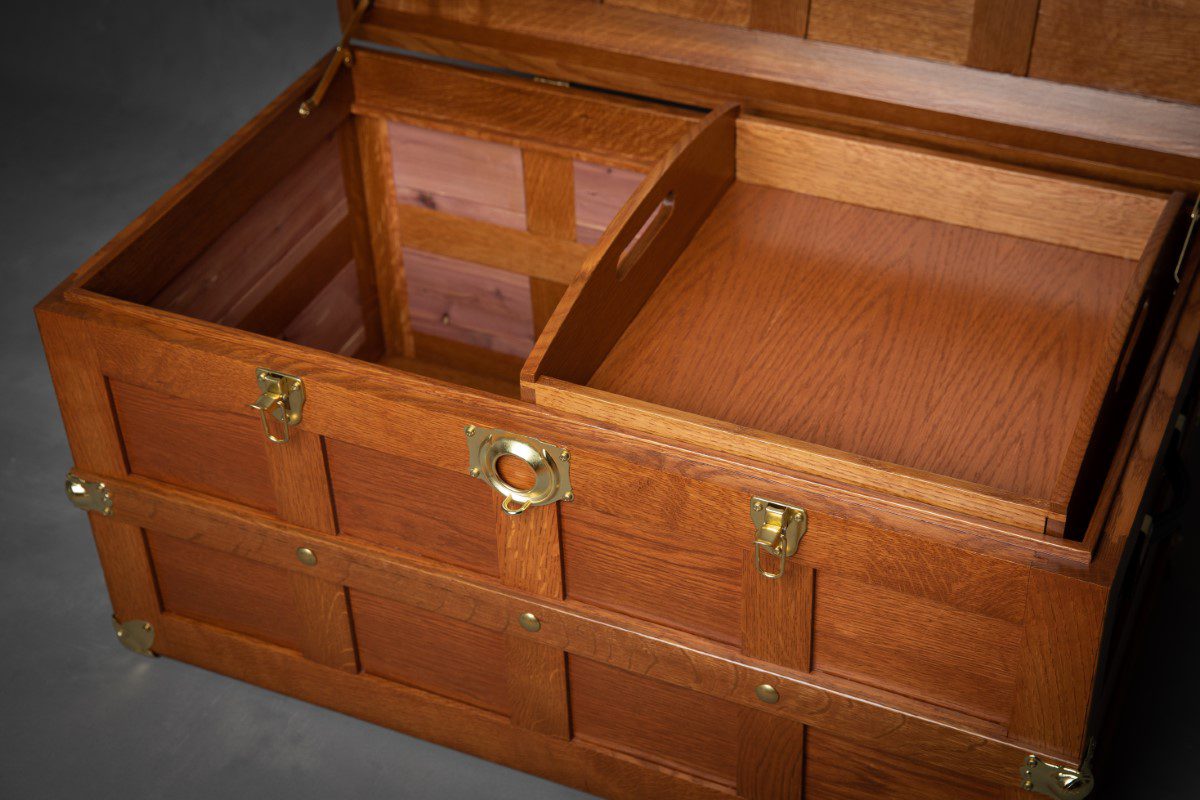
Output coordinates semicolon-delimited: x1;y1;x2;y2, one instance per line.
470;467;481;478
1023;780;1034;791
296;547;318;566
560;450;570;461
754;683;779;704
465;425;477;437
563;492;574;502
752;501;765;512
518;612;542;632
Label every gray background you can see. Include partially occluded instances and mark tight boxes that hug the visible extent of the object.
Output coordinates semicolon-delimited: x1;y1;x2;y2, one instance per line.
0;2;1196;798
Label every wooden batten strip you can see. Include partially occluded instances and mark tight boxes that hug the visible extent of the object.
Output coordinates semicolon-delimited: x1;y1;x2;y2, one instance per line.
523;150;576;336
966;0;1040;75
737;117;1167;260
350;50;695;171
356;115;415;358
395;204;589;284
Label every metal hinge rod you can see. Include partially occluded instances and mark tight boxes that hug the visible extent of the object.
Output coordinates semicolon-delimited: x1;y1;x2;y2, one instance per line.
299;0;372;117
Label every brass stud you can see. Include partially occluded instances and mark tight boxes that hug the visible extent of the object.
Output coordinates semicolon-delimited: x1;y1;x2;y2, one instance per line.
470;467;481;478
563;491;574;502
752;500;765;512
296;547;317;566
518;612;542;632
754;683;779;704
465;425;477;437
1023;780;1033;791
560;450;570;461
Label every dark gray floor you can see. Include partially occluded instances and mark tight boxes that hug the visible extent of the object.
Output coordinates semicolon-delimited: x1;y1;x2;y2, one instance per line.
1;3;1197;799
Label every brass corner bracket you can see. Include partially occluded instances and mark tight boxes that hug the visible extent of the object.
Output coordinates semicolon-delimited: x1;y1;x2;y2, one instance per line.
299;0;372;116
112;617;156;657
65;473;112;516
1020;748;1094;799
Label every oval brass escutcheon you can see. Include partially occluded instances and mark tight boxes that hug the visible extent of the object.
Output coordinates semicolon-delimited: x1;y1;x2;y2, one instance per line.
465;426;573;514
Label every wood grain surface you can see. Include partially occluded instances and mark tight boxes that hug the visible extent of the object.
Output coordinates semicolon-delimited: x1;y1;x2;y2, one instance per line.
588;181;1140;503
352;588;511;715
111;379;277;514
807;0;975;63
737;117;1166;260
569;656;741;788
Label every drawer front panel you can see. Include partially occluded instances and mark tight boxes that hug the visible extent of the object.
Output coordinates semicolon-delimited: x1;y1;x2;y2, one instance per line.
568;656;741;789
146;530;302;650
326;439;500;578
351;589;510;716
112;379;276;514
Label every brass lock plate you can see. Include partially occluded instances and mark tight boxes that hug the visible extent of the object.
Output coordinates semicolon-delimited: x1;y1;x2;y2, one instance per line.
465;425;573;514
751;497;807;579
251;368;305;443
65;473;112;516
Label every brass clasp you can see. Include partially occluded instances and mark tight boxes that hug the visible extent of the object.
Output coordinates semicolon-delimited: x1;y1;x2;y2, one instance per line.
251;369;305;444
751;497;806;579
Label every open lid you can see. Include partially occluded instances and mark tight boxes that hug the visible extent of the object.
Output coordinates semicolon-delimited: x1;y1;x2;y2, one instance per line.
339;0;1200;191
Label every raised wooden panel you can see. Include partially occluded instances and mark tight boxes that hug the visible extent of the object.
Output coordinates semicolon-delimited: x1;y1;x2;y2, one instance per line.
574;160;645;245
352;589;510;715
153;137;348;324
812;572;1022;723
111;380;276;514
404;248;534;358
326;439;501;577
147;530;302;651
568;656;741;788
1030;0;1200;106
807;0;975;64
561;467;743;646
389;122;526;229
805;728;1008;800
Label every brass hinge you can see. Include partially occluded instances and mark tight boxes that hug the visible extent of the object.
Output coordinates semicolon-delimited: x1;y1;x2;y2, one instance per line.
531;75;571;89
299;0;372;117
250;368;306;444
750;498;806;579
1176;194;1200;284
464;425;573;515
65;473;112;516
1020;747;1095;799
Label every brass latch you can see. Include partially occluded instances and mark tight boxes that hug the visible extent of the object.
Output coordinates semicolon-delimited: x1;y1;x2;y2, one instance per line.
751;497;806;579
250;368;305;444
65;473;112;516
298;0;372;116
1020;749;1094;799
465;425;573;515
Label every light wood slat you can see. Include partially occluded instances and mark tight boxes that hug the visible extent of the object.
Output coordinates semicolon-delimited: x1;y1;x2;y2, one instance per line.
749;0;809;35
356;115;415;358
396;204;590;284
736;117;1166;260
337;120;385;359
966;0;1040;75
736;709;806;800
523;150;576;337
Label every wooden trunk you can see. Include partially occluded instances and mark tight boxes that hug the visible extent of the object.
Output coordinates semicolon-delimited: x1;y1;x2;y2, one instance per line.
38;2;1200;798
